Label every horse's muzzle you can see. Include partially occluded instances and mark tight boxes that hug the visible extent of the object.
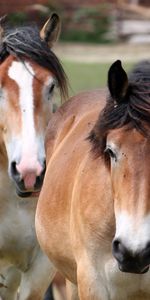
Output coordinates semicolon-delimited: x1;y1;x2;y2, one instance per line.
10;161;46;197
112;239;150;274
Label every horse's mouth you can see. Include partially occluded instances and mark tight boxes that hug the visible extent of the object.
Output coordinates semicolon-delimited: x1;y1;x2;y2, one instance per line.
119;263;149;274
16;189;40;198
140;266;149;274
14;176;44;198
11;162;45;198
15;180;41;198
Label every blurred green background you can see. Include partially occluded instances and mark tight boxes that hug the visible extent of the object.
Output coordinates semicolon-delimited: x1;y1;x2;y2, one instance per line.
63;61;133;97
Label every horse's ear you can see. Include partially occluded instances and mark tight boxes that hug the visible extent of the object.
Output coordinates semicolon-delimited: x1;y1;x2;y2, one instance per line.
40;13;61;48
108;60;128;103
0;15;7;41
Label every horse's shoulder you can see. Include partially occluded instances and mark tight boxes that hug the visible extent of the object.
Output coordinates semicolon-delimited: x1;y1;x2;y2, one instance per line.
45;89;106;159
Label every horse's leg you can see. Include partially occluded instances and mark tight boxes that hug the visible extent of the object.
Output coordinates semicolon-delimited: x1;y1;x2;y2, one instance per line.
66;280;79;300
0;266;21;300
19;250;56;300
43;284;54;300
77;256;108;300
52;272;67;300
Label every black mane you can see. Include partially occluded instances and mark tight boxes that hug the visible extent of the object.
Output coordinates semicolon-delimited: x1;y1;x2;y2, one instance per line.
0;24;68;99
89;60;150;157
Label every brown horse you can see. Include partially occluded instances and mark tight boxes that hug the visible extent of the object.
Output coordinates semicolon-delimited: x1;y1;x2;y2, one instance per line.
0;14;67;300
36;60;150;300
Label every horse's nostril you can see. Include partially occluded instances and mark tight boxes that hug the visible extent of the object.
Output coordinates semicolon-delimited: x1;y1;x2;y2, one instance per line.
112;239;121;253
142;241;150;259
145;242;150;250
11;161;19;177
42;160;46;175
112;238;128;264
10;161;22;186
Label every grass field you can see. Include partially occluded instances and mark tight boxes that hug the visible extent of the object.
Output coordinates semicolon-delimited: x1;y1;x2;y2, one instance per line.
62;61;134;97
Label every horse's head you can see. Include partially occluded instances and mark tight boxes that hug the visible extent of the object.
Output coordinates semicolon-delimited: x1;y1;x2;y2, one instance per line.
0;14;67;197
90;60;150;274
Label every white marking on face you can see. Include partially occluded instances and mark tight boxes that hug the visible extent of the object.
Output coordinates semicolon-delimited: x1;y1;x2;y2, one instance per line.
8;61;36;153
115;211;150;253
8;61;45;174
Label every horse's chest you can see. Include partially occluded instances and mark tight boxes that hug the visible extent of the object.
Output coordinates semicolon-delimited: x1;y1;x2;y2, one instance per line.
104;258;150;300
0;192;37;270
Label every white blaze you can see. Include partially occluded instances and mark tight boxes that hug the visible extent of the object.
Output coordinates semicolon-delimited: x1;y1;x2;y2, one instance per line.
115;211;150;253
8;61;43;179
8;61;36;153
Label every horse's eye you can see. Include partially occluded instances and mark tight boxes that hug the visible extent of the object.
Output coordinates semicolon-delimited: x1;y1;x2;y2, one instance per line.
48;83;55;95
104;147;117;162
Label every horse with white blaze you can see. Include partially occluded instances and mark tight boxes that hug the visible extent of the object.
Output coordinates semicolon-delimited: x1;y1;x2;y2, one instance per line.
0;14;67;300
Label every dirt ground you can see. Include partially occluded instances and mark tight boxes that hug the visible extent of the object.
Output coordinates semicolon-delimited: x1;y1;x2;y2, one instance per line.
55;42;150;63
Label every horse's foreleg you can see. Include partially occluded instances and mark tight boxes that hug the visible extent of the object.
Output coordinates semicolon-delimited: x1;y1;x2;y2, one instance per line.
77;256;108;300
19;250;56;300
52;272;67;300
0;266;21;300
66;280;79;300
